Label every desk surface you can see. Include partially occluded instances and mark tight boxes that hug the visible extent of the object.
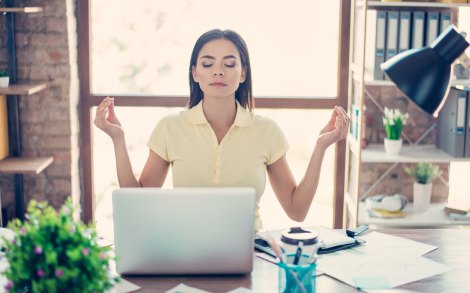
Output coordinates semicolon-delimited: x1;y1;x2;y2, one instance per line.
123;229;470;292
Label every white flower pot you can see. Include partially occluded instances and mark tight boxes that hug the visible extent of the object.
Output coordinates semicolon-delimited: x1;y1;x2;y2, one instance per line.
413;182;432;212
384;138;402;155
0;76;9;88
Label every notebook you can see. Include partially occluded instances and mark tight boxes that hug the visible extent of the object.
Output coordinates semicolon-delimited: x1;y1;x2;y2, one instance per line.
255;226;359;256
112;187;256;275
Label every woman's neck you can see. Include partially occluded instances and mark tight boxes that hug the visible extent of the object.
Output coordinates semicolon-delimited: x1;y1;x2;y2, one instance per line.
202;97;237;129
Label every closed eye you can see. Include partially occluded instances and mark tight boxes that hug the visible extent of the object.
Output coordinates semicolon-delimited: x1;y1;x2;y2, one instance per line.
202;64;213;68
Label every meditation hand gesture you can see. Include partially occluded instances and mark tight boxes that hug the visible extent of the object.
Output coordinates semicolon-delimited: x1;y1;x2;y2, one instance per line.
317;106;350;149
94;97;124;140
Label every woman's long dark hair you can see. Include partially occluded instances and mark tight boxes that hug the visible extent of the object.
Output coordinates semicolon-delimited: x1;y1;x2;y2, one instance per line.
188;29;254;111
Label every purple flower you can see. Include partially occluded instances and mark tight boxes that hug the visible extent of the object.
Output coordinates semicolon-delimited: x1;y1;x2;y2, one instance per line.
4;280;13;291
99;253;107;260
62;206;71;215
55;269;64;278
82;247;90;256
34;246;42;254
70;226;76;233
37;269;45;277
19;227;25;235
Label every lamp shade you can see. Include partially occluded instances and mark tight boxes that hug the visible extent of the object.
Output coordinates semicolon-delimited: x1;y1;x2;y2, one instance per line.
381;25;469;117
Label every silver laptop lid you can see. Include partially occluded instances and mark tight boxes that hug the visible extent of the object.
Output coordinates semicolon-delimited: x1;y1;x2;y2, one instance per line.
112;187;255;275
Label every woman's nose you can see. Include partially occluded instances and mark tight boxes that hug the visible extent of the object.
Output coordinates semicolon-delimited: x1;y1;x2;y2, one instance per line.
213;67;224;76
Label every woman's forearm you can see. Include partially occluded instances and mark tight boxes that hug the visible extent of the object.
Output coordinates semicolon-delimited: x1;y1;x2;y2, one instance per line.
290;144;327;221
112;135;141;187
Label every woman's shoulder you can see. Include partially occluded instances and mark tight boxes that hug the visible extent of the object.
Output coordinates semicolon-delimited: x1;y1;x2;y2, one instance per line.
158;110;187;124
250;112;282;130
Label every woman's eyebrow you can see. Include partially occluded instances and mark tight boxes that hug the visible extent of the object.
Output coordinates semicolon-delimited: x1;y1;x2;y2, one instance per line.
199;55;238;60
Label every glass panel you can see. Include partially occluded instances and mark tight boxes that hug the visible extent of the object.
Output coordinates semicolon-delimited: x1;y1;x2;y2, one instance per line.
92;107;335;239
90;0;340;98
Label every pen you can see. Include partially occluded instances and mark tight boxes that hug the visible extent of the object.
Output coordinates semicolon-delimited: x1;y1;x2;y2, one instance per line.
293;241;303;265
267;232;285;263
307;241;324;264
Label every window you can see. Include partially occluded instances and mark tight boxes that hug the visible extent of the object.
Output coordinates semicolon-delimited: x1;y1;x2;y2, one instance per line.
79;0;349;229
90;0;340;97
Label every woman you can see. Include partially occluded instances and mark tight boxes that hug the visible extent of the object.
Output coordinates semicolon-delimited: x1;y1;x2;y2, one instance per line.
94;29;349;230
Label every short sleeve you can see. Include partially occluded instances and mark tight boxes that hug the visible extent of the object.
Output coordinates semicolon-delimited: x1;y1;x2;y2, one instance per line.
267;120;289;165
147;117;170;162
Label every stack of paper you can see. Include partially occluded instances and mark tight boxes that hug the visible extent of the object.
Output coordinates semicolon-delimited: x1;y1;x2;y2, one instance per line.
316;232;449;291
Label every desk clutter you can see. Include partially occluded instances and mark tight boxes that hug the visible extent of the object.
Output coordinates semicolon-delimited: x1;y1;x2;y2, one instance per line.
365;194;408;218
254;226;449;292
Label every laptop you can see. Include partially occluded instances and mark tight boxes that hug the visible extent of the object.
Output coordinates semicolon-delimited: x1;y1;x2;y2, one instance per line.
112;187;256;275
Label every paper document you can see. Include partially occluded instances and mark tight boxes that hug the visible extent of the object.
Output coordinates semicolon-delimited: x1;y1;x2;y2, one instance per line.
166;283;211;293
358;232;437;256
317;232;448;291
317;251;448;291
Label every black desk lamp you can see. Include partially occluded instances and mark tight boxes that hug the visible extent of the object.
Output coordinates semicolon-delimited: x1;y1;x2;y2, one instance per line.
381;25;469;117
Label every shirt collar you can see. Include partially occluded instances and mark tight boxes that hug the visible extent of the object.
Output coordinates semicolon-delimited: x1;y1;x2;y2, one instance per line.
186;100;253;127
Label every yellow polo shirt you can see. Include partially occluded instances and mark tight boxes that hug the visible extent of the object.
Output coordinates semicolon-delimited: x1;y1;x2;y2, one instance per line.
147;100;289;230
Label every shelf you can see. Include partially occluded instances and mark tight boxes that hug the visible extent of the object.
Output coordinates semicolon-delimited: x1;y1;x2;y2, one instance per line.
0;7;43;13
368;1;470;9
361;143;469;163
359;201;470;227
0;157;53;175
0;83;48;96
362;79;470;87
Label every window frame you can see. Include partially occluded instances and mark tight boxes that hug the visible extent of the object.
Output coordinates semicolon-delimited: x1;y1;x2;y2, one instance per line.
77;0;351;228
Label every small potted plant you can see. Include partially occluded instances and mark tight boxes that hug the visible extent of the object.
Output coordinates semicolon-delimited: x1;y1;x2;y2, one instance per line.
383;107;409;155
0;70;9;88
405;162;440;213
2;198;120;292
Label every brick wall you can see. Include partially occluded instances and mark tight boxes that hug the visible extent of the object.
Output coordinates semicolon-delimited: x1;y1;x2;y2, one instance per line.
0;0;80;220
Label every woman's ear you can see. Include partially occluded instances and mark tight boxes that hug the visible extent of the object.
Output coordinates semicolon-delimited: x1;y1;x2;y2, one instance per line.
240;66;247;83
192;65;198;82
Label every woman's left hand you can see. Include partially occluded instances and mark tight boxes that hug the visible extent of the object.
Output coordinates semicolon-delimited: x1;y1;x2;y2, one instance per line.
317;106;350;149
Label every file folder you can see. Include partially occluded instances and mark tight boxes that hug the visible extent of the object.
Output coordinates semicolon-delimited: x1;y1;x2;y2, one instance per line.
436;88;466;157
385;11;399;61
364;9;387;81
411;11;425;49
439;11;452;34
0;95;9;160
426;11;440;46
398;11;411;53
465;91;470;157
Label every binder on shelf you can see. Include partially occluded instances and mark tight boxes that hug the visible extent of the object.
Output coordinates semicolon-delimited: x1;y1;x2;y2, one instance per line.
350;104;360;140
385;10;399;61
436;88;466;157
0;95;9;160
398;11;411;53
439;11;452;34
364;9;387;81
465;91;470;157
411;11;425;49
426;11;440;46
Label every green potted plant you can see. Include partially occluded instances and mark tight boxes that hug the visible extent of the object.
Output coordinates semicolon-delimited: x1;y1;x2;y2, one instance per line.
382;107;409;155
405;162;440;213
2;198;120;292
0;70;9;88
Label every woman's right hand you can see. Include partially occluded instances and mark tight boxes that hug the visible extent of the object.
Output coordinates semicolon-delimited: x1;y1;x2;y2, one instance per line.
94;97;124;140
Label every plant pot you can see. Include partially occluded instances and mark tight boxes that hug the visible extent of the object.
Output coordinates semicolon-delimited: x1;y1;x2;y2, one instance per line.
0;76;9;88
413;182;432;212
384;138;402;155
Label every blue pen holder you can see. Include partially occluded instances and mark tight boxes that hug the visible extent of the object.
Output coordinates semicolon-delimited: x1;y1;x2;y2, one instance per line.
278;254;316;293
